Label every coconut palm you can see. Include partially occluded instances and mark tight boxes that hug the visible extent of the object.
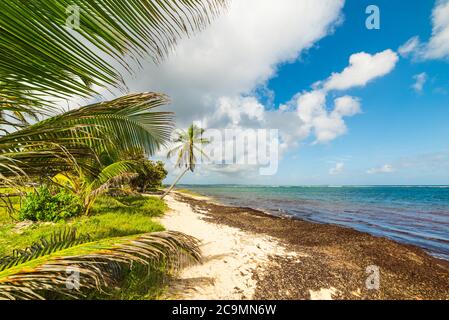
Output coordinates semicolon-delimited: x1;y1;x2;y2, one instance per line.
161;124;210;199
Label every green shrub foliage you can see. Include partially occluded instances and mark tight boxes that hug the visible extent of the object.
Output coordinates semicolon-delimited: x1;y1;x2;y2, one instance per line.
19;186;82;222
130;160;168;192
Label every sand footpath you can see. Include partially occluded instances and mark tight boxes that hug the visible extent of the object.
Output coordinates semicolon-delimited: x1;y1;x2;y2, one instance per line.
160;194;302;300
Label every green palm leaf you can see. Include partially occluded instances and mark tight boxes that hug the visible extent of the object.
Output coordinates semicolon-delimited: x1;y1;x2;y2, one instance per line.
0;230;201;300
0;93;174;179
0;228;91;272
0;0;228;112
95;161;139;187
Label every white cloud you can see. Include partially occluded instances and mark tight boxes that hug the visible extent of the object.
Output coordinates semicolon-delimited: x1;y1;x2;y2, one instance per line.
423;0;449;60
412;72;427;93
329;162;344;175
291;50;401;145
62;1;398;179
399;1;449;61
398;36;420;58
293;93;361;144
210;96;265;126
366;164;396;174
324;50;399;91
333;96;362;117
113;0;346;128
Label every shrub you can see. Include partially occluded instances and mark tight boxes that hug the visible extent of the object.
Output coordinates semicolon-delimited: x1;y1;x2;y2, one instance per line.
19;186;82;222
129;160;168;192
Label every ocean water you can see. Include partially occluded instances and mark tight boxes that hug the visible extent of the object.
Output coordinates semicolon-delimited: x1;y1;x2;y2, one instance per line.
180;185;449;260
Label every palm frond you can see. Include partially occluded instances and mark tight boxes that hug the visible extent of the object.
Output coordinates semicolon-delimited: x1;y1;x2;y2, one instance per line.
0;228;91;272
0;231;201;300
0;93;174;179
95;161;139;187
0;0;228;111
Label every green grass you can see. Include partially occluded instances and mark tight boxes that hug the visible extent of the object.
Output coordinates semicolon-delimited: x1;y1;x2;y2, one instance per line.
0;192;174;299
0;194;167;256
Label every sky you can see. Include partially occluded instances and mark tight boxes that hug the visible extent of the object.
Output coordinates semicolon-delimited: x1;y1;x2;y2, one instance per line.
69;0;449;186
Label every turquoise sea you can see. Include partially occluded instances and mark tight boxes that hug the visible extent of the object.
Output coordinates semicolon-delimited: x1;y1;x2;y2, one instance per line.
180;185;449;260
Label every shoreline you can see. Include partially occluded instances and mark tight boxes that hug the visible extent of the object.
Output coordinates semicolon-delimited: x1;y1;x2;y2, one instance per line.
162;191;449;300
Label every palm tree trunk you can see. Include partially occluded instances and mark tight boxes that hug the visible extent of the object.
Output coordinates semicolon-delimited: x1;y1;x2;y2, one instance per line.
160;168;189;199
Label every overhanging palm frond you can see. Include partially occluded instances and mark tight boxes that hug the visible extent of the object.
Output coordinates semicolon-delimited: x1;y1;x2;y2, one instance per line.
0;231;201;300
0;93;174;179
0;229;91;272
95;161;139;187
0;0;229;111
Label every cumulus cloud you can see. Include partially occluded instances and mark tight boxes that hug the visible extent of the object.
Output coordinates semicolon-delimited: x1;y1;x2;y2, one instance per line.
294;92;361;144
323;50;399;91
329;162;344;175
424;0;449;60
366;164;396;174
333;96;362;117
112;0;346;128
282;50;396;145
63;0;398;179
412;72;428;93
289;50;399;145
399;1;449;61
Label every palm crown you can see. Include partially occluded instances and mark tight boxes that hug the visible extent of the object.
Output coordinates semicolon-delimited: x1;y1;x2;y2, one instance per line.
168;124;210;172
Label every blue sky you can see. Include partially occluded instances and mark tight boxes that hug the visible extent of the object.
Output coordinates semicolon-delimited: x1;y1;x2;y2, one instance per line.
256;0;449;185
85;0;449;185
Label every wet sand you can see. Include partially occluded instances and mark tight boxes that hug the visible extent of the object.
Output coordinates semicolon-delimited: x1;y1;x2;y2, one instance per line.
163;192;449;300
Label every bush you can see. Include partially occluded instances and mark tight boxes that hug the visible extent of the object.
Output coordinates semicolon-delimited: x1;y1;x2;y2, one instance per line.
19;186;82;222
129;160;168;192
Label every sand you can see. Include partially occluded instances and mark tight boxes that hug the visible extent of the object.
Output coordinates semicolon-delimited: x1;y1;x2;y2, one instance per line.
159;192;449;300
160;193;301;300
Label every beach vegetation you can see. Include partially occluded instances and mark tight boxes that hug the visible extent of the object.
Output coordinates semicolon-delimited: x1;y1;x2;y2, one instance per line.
123;148;168;193
0;228;200;300
18;186;82;222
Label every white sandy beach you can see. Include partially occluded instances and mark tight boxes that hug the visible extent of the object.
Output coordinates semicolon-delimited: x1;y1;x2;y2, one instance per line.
160;193;338;300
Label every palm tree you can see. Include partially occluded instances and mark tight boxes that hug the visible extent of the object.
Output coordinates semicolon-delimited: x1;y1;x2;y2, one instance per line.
161;124;210;199
53;160;141;216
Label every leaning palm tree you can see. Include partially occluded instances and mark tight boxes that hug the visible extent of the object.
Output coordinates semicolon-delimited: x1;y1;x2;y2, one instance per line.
161;124;210;199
